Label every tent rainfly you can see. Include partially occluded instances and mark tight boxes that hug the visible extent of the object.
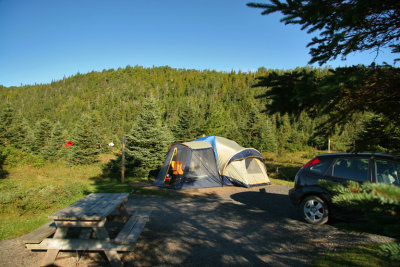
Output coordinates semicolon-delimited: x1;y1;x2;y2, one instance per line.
153;136;270;189
196;136;270;187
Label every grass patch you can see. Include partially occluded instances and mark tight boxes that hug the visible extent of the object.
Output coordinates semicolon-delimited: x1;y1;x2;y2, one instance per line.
0;214;49;241
269;178;293;186
263;151;319;181
313;243;400;267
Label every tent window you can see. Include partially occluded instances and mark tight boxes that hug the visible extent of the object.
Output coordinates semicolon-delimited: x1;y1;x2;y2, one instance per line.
245;158;261;174
186;149;221;184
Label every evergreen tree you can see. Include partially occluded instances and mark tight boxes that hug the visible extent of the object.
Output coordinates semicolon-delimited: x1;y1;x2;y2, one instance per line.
278;113;291;153
9;116;29;149
125;98;173;178
0;104;15;146
204;103;226;137
320;180;400;237
48;122;65;161
32;119;52;157
172;105;202;141
355;115;400;153
248;0;400;65
71;114;101;164
24;126;36;152
247;104;265;149
260;116;278;153
0;107;29;149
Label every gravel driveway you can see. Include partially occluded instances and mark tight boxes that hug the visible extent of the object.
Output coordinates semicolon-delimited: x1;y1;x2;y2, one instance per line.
0;185;394;266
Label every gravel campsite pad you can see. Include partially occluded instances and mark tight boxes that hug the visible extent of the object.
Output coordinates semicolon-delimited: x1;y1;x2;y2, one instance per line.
0;185;394;266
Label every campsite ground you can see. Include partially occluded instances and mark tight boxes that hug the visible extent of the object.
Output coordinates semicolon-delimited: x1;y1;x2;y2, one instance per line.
0;184;394;266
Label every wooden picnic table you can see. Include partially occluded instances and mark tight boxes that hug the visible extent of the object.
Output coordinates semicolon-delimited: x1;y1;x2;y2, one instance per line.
24;193;151;267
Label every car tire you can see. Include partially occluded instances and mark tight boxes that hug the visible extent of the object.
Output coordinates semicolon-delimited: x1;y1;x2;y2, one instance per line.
300;195;329;225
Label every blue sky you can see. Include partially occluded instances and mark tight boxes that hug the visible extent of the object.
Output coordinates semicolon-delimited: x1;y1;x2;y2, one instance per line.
0;0;397;87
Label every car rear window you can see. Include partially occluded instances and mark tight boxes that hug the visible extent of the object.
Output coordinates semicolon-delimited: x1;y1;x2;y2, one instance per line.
308;159;331;174
376;159;400;185
333;158;369;181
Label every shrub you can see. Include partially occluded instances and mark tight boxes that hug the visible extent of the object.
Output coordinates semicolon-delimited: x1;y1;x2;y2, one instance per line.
380;242;400;261
319;180;400;237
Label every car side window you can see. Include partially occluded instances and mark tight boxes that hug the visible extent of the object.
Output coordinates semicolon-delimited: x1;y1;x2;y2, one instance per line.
376;159;400;185
309;160;331;174
333;158;369;181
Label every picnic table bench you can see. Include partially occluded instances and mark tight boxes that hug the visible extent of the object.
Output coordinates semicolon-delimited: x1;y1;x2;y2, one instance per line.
24;193;151;267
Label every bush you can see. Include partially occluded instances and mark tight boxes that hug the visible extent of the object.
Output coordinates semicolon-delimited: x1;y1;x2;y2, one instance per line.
380;242;400;261
1;147;47;168
319;180;400;237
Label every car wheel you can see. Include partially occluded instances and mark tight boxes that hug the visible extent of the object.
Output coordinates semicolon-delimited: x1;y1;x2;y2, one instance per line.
300;196;328;225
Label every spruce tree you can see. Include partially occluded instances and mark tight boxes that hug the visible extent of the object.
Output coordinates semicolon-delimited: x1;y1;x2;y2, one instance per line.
9;116;29;149
125;98;172;178
260;116;278;153
204;103;226;137
248;0;400;65
172;105;202;141
32;119;52;157
71;114;101;164
0;104;15;146
245;104;264;149
24;126;36;152
278;113;291;153
48;122;65;161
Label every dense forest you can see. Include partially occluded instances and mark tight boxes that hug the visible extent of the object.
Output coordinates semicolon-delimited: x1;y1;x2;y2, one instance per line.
0;65;373;167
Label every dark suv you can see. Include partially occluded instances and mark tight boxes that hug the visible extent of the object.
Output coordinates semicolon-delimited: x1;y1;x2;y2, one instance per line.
289;153;400;225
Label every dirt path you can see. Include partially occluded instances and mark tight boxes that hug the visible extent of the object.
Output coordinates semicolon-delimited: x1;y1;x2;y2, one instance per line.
0;185;394;266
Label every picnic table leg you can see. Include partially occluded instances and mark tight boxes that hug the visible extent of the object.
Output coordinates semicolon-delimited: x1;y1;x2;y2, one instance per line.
40;226;68;266
93;226;123;267
104;251;123;267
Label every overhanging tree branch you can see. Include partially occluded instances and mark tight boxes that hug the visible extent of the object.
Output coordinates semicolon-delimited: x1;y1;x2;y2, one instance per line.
247;0;400;65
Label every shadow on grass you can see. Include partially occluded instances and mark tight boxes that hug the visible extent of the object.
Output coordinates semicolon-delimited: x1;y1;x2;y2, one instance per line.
332;219;400;240
87;156;170;196
0;151;9;179
312;243;393;267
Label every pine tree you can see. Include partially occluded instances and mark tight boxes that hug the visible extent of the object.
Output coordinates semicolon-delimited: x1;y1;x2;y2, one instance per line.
47;122;65;161
172;105;202;141
355;115;400;153
9;116;29;149
125;98;173;178
278;113;291;154
24;126;35;152
245;104;265;150
71;114;101;164
204;103;226;137
248;0;400;65
260;116;278;153
32;119;52;157
0;104;15;146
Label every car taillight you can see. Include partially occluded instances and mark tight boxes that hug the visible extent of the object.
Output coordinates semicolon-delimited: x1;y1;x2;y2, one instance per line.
302;157;320;169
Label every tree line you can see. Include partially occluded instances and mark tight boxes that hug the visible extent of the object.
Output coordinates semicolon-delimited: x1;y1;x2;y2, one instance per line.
0;65;379;169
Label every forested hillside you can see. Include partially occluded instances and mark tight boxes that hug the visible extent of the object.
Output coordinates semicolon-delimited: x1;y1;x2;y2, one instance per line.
0;65;362;164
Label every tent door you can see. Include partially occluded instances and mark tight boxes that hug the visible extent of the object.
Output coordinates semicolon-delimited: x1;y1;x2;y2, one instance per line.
164;147;184;186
